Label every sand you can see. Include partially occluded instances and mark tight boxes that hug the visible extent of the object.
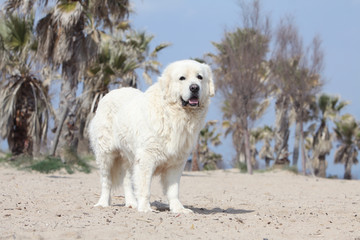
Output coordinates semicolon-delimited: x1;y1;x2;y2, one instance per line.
0;165;359;240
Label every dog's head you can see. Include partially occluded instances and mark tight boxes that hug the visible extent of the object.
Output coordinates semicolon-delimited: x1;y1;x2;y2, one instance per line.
159;60;215;108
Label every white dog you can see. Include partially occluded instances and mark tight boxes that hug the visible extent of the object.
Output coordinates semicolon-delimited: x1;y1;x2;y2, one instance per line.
88;60;215;213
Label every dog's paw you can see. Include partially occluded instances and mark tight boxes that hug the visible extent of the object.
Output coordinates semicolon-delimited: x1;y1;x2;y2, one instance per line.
181;208;194;214
169;200;193;214
137;204;153;213
94;200;110;208
171;207;193;214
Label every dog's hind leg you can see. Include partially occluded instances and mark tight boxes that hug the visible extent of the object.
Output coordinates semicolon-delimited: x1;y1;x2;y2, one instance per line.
94;153;114;207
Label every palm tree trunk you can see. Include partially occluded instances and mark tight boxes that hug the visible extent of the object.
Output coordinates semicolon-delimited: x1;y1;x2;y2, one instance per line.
244;127;253;175
191;139;200;171
318;155;326;178
299;117;306;175
293;121;301;166
56;62;79;156
274;97;290;165
265;157;271;167
51;104;69;157
77;83;93;155
344;160;352;180
299;117;315;176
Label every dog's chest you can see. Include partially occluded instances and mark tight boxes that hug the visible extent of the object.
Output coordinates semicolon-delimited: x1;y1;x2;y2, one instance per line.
162;117;199;158
146;100;206;162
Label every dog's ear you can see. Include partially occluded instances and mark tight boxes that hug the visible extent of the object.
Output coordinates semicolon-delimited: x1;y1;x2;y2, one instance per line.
159;63;173;93
158;71;170;93
158;76;167;92
203;64;215;97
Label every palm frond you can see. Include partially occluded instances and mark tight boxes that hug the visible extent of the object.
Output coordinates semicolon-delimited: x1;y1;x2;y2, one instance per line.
351;148;359;165
150;42;171;57
250;98;270;121
89;0;130;30
0;73;52;153
0;77;23;138
334;145;347;164
54;1;84;31
4;0;49;14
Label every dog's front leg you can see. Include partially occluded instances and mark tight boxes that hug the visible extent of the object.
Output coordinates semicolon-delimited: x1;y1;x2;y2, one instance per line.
133;155;154;212
161;163;193;214
122;167;137;209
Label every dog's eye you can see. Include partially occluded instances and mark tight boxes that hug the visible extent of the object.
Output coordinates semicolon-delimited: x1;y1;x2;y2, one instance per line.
179;76;186;81
197;75;203;80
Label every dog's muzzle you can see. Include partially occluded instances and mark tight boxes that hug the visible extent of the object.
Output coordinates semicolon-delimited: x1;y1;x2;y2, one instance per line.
181;96;199;107
181;84;202;107
182;84;201;107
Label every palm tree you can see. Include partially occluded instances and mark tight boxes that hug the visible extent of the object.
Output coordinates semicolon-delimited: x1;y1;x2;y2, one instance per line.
4;0;131;156
333;114;359;179
257;125;275;167
312;94;348;177
0;14;52;156
34;1;106;155
271;17;324;174
125;31;170;85
221;98;270;170
221;101;244;166
272;94;291;165
197;120;222;170
210;0;271;174
211;28;270;174
249;128;263;169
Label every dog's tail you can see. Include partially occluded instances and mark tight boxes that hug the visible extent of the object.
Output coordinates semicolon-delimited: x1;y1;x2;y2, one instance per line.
110;156;123;189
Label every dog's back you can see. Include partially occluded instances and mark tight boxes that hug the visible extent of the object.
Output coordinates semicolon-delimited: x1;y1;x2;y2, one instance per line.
88;87;143;157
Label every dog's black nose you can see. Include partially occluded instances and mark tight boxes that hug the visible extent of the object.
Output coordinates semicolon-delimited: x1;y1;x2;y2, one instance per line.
189;84;200;93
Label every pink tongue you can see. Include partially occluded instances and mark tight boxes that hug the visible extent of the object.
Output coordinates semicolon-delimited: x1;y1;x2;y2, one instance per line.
189;98;199;105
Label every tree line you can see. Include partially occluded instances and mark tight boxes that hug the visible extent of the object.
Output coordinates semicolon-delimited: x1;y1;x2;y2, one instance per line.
205;0;359;179
0;0;169;163
0;0;358;179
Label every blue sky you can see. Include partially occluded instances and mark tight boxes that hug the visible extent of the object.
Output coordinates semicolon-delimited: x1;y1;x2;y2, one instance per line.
130;0;360;178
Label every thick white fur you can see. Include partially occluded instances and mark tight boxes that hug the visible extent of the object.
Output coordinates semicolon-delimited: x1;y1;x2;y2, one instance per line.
88;60;215;213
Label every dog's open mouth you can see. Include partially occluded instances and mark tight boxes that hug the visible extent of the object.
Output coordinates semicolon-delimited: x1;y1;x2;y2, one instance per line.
181;96;200;107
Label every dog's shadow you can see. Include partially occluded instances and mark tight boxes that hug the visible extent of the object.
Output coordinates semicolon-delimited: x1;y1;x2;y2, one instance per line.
152;201;254;215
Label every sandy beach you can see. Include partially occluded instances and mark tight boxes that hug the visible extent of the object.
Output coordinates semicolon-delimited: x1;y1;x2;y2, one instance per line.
1;165;359;240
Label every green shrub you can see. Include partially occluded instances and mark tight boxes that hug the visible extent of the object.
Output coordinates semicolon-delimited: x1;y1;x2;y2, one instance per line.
30;156;64;173
0;153;94;174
